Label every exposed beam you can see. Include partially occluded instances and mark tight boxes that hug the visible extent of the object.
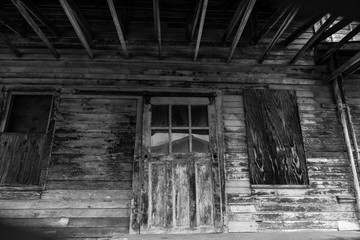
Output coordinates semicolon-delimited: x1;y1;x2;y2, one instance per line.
317;25;360;64
311;18;353;48
223;0;249;42
20;0;61;38
226;0;256;63
153;0;162;59
193;0;208;61
59;0;93;59
0;31;21;57
327;50;360;83
258;6;298;64
0;12;24;37
107;0;129;59
67;0;94;41
254;4;291;44
11;0;60;59
248;5;257;44
190;0;202;41
343;60;360;78
290;14;338;64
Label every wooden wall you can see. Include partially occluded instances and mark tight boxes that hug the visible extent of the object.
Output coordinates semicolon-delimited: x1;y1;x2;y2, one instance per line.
0;58;358;238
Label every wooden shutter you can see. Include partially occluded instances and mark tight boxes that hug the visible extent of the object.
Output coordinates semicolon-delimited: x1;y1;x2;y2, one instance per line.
244;89;308;185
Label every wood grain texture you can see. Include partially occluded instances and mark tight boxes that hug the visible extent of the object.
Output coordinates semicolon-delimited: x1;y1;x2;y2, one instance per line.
244;89;308;185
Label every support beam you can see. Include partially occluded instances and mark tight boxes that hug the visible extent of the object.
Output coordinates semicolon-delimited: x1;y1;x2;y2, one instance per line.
20;0;61;38
153;0;162;59
248;6;257;44
193;0;208;61
11;0;60;59
0;31;22;57
311;18;353;48
254;4;291;44
258;6;298;64
226;0;256;63
290;14;338;64
327;50;360;83
0;12;24;37
107;0;129;59
59;0;93;59
67;0;94;41
190;0;202;41
282;13;325;47
317;25;360;64
223;0;249;42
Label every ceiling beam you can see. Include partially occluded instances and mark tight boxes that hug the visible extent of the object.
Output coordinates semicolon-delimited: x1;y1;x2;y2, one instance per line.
223;0;249;42
311;18;353;48
20;0;61;38
107;0;129;59
254;4;291;44
66;0;94;41
193;0;208;61
190;0;202;41
0;31;21;57
317;24;360;64
290;14;338;64
226;0;256;63
11;0;60;59
327;50;360;83
59;0;93;59
153;0;162;59
258;6;298;64
248;6;257;44
0;12;24;37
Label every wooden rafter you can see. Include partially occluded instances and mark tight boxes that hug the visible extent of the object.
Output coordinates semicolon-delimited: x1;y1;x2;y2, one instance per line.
193;0;208;61
190;0;202;41
20;0;61;38
223;0;249;42
258;6;298;64
67;0;94;41
59;0;93;59
0;12;24;37
254;4;291;44
317;24;360;64
107;0;129;59
226;0;256;63
248;6;257;44
290;14;338;64
327;50;360;83
11;0;60;59
0;31;21;57
311;18;353;48
153;0;162;59
282;13;325;47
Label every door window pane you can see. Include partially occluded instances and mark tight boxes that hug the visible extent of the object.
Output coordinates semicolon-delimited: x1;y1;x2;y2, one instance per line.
191;105;208;127
192;129;209;153
172;130;190;153
151;130;169;154
172;105;188;127
152;105;169;127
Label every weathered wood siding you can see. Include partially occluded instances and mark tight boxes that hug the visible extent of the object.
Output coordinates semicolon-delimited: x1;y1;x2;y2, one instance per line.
0;58;358;237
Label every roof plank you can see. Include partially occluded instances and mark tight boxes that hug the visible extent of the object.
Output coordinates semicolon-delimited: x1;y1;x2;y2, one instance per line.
0;31;21;57
327;50;360;83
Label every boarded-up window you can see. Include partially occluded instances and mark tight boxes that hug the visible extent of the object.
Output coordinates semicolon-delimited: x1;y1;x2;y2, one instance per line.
0;94;52;185
244;89;308;185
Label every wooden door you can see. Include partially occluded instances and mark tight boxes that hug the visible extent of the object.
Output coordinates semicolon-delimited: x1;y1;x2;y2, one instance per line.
139;97;222;233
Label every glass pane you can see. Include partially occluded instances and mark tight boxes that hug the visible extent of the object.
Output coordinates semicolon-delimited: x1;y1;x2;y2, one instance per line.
172;105;189;127
191;105;208;127
151;130;169;154
172;130;190;153
192;129;209;153
152;105;169;127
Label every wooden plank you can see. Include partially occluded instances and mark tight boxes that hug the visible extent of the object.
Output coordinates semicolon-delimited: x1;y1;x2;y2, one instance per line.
222;0;249;42
0;209;129;218
0;12;24;37
59;0;93;59
0;31;21;58
11;0;60;59
107;0;129;58
327;50;360;83
153;0;162;59
46;180;132;190
66;0;95;41
258;6;298;64
290;14;338;64
193;0;208;61
42;190;132;200
227;0;257;63
190;0;202;41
